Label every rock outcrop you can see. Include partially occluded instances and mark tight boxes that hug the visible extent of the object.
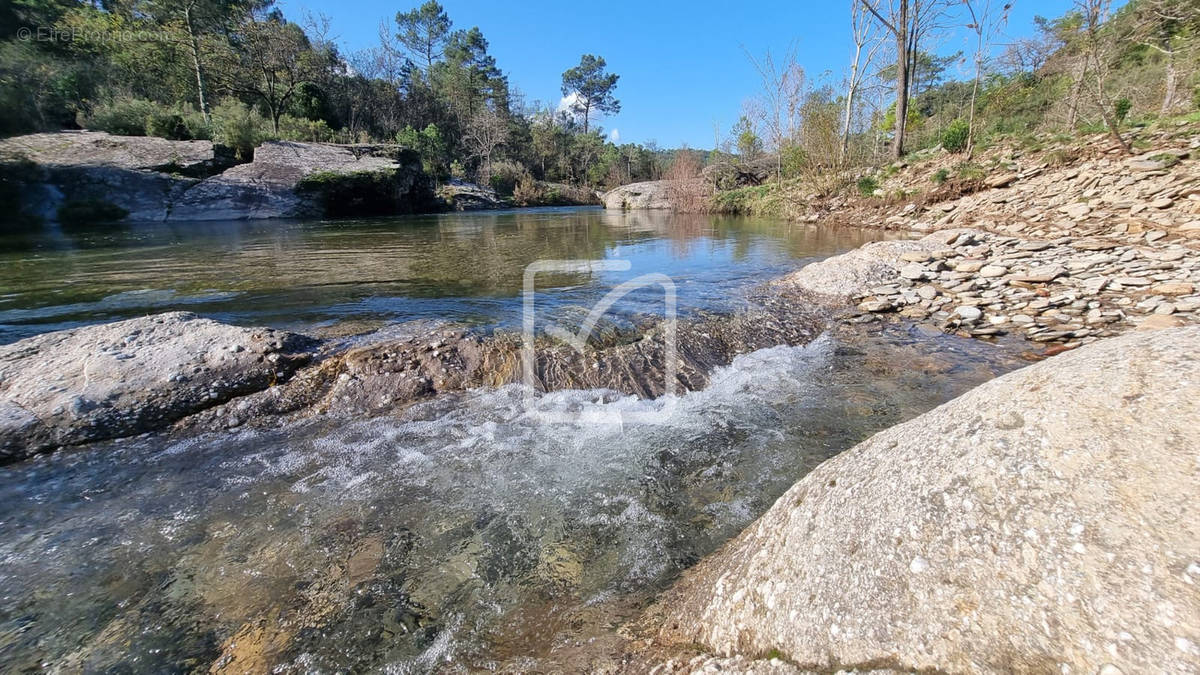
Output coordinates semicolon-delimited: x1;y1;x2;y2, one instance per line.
0;131;434;222
178;292;827;433
603;180;675;210
651;326;1200;674
437;179;506;210
0;312;312;462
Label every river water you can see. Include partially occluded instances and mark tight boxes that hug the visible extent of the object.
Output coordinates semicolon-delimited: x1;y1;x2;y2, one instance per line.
0;208;1028;672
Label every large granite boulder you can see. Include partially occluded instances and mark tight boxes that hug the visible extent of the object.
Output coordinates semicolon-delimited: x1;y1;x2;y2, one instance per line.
602;180;675;210
0;312;312;462
169;141;433;220
653;326;1200;673
0;132;434;222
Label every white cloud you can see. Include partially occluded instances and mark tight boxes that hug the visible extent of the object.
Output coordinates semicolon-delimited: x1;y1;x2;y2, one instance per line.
609;129;620;142
557;92;582;114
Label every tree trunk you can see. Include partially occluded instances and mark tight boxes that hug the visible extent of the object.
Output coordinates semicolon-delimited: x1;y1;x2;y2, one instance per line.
892;0;910;159
842;42;862;159
1066;59;1087;128
184;6;210;124
967;31;983;157
1161;47;1177;115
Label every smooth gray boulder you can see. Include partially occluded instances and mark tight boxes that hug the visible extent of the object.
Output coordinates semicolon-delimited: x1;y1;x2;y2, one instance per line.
602;180;675;210
0;312;312;462
653;326;1200;673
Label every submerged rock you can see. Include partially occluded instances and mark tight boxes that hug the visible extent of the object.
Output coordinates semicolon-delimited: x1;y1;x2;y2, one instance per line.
651;326;1200;673
0;312;312;462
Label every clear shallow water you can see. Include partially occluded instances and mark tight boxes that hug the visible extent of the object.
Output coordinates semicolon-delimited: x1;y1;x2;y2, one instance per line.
0;208;1030;671
0;325;1027;672
0;207;891;343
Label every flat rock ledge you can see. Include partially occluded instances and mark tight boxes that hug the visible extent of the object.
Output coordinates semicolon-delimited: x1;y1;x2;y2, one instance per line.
179;292;827;434
778;227;1199;345
647;326;1200;674
0;312;312;463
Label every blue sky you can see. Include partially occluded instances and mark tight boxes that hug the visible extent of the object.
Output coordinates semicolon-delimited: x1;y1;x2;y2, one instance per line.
279;0;1090;148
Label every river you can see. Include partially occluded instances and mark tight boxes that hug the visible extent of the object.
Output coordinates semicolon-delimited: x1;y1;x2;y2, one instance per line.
0;208;1028;671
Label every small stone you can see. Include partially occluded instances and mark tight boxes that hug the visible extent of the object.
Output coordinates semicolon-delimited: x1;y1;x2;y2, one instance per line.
986;172;1018;188
1137;314;1187;331
1009;265;1067;283
1155;303;1177;315
917;285;939;301
1017;241;1052;252
956;306;983;322
909;556;930;574
1071;238;1118;251
859;300;894;313
900;251;933;263
1152;282;1194;296
899;263;928;281
955;260;986;273
1150;197;1174;209
979;265;1008;278
1064;203;1092;218
1114;277;1153;287
1082;277;1109;295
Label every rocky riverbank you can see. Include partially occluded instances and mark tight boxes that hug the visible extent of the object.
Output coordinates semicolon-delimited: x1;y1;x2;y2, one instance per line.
781;226;1197;346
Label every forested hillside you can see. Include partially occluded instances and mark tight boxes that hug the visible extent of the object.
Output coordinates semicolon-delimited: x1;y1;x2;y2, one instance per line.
708;0;1200;210
0;0;668;194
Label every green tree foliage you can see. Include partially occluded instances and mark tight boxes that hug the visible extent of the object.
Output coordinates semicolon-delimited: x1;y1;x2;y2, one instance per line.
395;0;452;75
733;116;763;158
561;54;620;134
0;0;669;190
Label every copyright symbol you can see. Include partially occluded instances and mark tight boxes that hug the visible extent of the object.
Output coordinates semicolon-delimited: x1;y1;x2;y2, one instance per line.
17;27;31;41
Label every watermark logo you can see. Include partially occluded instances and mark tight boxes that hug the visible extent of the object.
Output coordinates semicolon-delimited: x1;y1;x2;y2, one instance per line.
522;260;678;425
16;26;174;44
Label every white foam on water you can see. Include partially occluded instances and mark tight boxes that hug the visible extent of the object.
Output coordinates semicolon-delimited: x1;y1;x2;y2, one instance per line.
212;336;840;669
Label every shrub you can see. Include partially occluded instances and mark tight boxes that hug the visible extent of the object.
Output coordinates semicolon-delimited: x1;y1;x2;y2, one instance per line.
278;115;334;143
931;168;950;185
145;109;187;140
512;175;545;206
779;143;807;180
86;98;157;136
941;119;970;153
487;160;527;196
56;199;128;226
856;176;879;196
1114;98;1132;125
956;163;986;181
396;124;449;179
211;99;269;159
